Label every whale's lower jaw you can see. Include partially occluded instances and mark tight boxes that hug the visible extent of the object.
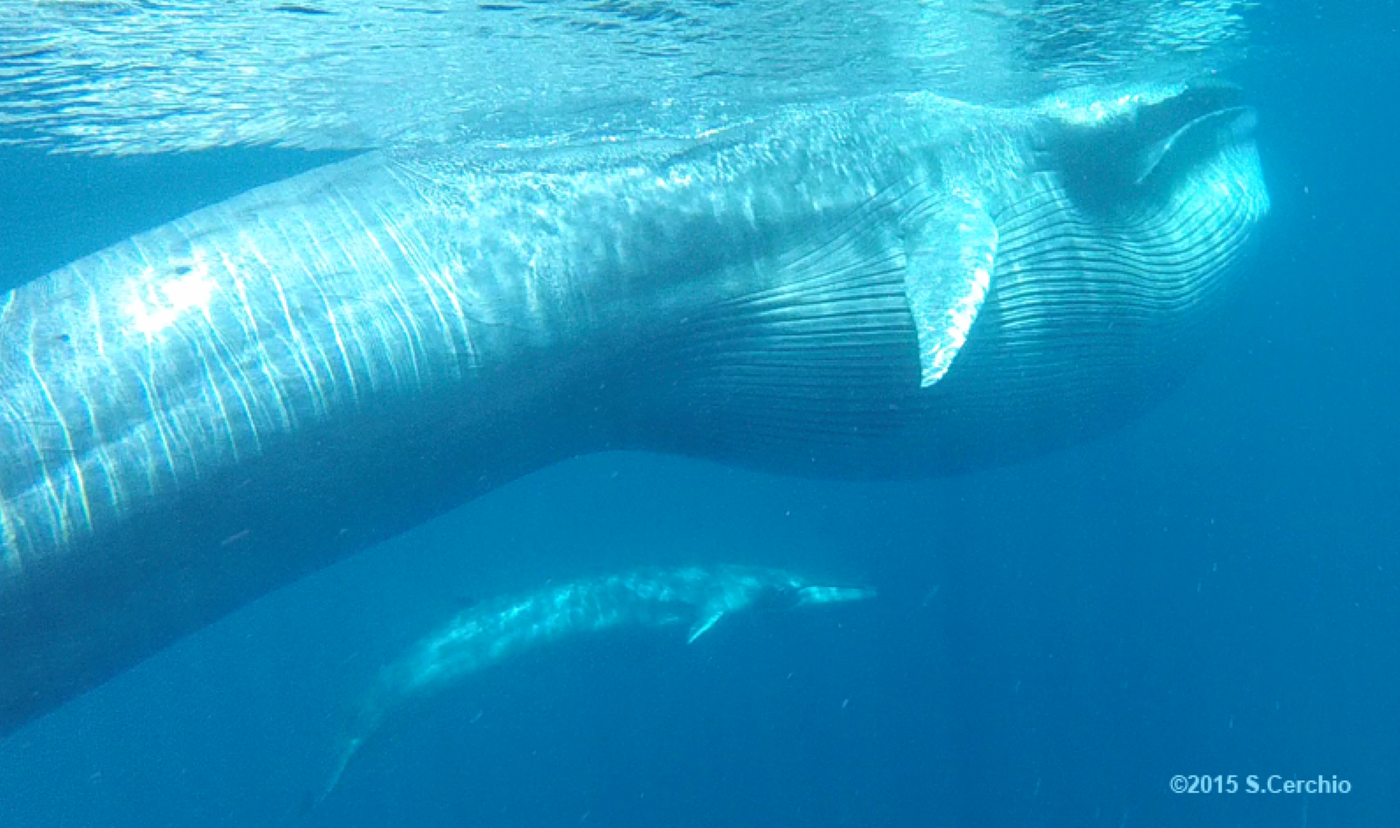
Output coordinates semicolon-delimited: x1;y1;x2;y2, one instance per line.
624;142;1269;477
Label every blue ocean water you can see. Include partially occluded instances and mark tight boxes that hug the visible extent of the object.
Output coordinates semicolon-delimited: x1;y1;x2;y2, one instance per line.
0;3;1396;827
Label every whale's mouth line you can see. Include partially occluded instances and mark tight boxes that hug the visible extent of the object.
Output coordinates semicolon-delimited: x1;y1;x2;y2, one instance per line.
1044;81;1262;217
1134;102;1258;187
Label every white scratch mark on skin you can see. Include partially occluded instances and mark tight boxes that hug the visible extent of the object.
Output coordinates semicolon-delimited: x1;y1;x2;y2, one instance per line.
366;210;429;391
416;269;453;354
64;374;111;513
128;425;162;500
364;296;408;392
63;267;127;516
309;279;342;390
87;295;109;361
341;301;384;397
295;215;349;396
396;216;460;371
49;252;127;519
0;400;26;570
0;513;15;573
382;278;426;391
426;263;472;371
197;332;242;463
90;441;121;518
27;362;89;542
268;262;325;419
324;306;361;406
237;233;295;431
125;237;186;486
153;311;209;483
133;343;182;492
381;207;454;369
207;252;265;458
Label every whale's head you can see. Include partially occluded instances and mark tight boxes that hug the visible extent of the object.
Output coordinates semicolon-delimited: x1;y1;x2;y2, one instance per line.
744;569;878;612
685;566;875;642
1039;81;1264;217
786;581;879;609
910;80;1272;470
638;83;1270;477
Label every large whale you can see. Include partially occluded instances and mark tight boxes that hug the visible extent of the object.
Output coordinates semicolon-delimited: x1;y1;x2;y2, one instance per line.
315;564;875;801
0;82;1268;737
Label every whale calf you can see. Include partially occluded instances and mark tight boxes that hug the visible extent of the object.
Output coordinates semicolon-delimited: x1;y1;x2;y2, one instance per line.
0;82;1268;736
315;564;875;801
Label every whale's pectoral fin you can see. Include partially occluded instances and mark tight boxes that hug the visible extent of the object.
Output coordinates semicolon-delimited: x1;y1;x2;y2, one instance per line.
687;611;725;643
900;192;998;387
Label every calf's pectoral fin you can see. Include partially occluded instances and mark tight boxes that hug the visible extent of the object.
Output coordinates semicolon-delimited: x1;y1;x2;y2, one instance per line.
900;191;998;387
687;611;725;644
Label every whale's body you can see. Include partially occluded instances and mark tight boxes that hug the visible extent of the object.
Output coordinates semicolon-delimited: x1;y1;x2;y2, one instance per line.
317;564;874;799
0;85;1268;736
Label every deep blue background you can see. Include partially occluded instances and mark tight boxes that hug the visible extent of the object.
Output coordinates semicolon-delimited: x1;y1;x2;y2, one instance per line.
0;4;1396;826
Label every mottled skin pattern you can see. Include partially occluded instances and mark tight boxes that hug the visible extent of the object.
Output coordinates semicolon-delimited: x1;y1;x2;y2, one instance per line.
0;86;1268;735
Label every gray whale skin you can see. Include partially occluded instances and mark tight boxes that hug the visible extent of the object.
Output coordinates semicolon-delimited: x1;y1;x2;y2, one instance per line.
0;82;1268;735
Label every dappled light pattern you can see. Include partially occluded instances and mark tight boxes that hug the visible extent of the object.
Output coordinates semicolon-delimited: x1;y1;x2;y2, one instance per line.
0;0;1255;155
